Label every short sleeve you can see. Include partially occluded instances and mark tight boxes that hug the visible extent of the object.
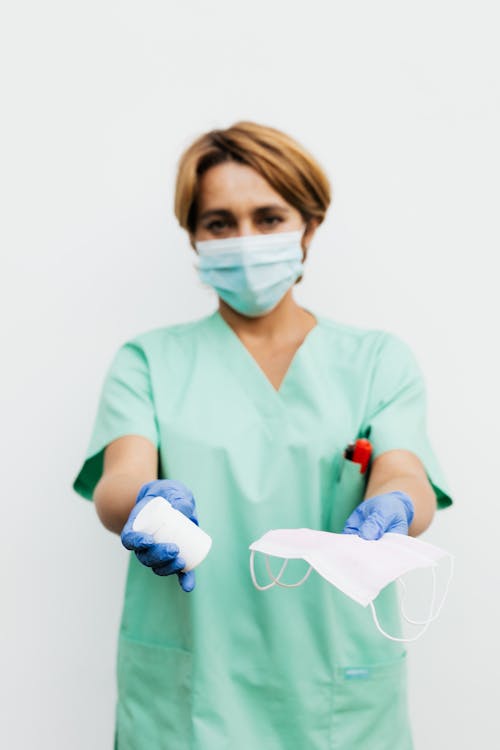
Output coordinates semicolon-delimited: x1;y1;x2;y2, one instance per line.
360;333;452;510
72;340;160;501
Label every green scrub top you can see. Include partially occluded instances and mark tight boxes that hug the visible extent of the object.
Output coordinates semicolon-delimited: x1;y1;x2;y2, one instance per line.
73;310;452;750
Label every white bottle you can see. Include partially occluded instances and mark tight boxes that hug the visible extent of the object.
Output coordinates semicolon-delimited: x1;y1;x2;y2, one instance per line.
132;497;212;572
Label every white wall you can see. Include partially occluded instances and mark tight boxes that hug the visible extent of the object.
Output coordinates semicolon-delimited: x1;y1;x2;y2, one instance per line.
2;1;498;747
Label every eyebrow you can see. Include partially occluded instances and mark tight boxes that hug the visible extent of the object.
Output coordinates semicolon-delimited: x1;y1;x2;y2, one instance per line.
199;204;291;221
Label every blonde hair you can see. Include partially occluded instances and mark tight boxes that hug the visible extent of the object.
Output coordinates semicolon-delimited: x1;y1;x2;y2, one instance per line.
174;121;332;234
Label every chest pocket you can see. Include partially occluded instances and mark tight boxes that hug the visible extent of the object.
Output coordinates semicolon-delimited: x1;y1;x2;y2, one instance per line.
328;457;368;533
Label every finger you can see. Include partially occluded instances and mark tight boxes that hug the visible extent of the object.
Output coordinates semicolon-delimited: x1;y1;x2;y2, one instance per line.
358;515;384;541
135;543;179;567
178;570;196;592
342;508;363;534
121;530;155;551
166;480;195;503
166;482;196;515
152;556;186;577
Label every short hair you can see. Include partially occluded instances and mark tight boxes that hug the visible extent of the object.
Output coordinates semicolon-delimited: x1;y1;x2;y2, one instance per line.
174;121;332;234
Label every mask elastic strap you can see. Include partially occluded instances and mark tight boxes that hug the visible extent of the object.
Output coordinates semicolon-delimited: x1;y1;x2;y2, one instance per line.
250;550;289;591
397;554;455;625
249;551;312;590
369;567;437;643
369;555;454;643
264;554;313;588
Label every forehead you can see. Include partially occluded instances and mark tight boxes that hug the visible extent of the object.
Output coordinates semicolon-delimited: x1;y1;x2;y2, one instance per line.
197;162;289;212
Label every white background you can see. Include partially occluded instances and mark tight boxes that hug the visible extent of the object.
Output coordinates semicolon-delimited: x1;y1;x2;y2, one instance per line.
2;1;498;747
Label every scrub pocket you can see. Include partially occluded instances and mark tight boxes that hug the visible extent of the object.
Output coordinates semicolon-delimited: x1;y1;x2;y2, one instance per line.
328;457;368;533
115;636;192;750
331;654;413;750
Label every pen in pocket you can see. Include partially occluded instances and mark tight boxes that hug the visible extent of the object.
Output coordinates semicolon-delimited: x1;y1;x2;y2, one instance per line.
343;438;372;474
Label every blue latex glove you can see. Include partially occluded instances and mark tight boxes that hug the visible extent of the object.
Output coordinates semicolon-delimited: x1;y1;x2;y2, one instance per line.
121;479;199;592
342;491;415;540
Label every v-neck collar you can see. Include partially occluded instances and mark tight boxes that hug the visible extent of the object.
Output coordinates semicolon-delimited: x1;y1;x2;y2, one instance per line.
208;308;323;397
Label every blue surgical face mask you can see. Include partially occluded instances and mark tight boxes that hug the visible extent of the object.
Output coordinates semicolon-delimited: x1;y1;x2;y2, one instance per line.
194;229;306;317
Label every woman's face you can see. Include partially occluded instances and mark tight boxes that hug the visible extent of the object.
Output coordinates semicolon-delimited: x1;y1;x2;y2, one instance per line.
190;161;318;253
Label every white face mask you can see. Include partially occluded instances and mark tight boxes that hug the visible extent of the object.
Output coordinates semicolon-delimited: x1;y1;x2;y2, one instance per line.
249;529;454;642
194;229;305;317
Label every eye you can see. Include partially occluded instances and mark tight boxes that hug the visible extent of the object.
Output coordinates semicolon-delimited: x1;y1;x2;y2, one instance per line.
261;216;284;227
206;219;227;231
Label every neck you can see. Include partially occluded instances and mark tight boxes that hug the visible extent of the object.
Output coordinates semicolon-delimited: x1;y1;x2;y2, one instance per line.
218;291;317;342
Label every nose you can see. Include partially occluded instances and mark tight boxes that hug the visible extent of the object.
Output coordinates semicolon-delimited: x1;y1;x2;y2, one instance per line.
237;220;260;237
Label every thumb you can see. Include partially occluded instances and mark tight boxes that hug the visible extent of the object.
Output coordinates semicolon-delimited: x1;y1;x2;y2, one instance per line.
121;530;155;551
387;515;410;535
178;569;196;592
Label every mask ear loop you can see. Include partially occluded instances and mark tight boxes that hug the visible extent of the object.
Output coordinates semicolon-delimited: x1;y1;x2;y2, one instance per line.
264;554;313;588
369;554;455;643
369;567;438;642
249;551;313;590
250;550;290;591
398;554;455;625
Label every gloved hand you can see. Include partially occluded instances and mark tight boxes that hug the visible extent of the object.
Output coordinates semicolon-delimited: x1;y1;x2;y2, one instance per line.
342;491;415;540
121;479;199;592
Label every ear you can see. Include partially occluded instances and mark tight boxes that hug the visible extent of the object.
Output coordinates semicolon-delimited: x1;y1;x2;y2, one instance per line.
301;218;320;261
188;233;197;252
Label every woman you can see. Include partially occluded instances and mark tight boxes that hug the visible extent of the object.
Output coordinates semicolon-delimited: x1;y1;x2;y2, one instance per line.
73;121;452;750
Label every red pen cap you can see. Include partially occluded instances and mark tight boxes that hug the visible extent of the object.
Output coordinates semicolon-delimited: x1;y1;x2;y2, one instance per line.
351;439;372;474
